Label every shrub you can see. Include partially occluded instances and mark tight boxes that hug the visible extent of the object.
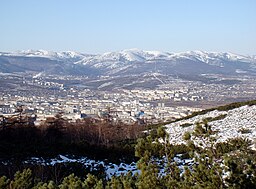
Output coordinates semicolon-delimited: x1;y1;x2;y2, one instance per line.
239;128;252;134
183;132;191;140
180;123;192;128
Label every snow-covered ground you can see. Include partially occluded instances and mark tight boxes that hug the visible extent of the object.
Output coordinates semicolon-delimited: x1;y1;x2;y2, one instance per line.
165;105;256;149
22;155;138;179
20;154;192;179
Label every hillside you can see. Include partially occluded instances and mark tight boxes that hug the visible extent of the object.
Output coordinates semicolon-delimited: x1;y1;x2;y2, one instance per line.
165;101;256;149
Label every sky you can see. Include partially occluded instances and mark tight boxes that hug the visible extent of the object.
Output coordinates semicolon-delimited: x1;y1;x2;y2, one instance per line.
1;0;256;55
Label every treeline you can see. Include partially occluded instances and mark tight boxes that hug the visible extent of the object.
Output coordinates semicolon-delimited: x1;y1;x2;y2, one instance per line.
1;127;256;188
0;115;147;183
0;115;146;160
153;99;256;126
179;99;256;121
148;99;256;144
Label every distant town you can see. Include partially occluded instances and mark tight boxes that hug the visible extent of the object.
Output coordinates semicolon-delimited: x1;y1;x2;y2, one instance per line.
1;73;256;126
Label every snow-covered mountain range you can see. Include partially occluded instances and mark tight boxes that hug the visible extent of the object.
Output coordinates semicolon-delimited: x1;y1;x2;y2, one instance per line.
0;49;255;76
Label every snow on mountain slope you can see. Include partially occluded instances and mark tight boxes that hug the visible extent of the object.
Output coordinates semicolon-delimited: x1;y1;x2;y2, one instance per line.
76;49;255;67
0;50;87;61
168;51;255;66
1;49;254;65
1;49;254;63
0;49;255;76
165;105;256;149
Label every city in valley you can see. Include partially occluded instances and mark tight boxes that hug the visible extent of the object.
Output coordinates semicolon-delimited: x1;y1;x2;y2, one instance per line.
1;72;256;126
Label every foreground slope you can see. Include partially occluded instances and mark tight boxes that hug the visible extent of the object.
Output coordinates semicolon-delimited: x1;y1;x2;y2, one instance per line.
165;102;256;149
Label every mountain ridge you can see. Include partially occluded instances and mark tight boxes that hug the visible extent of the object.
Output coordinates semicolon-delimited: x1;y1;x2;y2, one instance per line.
0;49;256;76
1;49;255;62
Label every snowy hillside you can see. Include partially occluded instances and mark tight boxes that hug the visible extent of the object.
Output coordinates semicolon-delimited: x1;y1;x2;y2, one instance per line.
76;49;256;67
165;104;256;149
0;49;255;76
0;49;88;62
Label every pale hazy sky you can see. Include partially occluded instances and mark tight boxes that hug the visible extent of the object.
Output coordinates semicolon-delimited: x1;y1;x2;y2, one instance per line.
1;0;255;54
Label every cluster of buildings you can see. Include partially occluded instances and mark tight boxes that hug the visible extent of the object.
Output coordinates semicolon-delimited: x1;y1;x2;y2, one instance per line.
0;88;202;126
1;74;256;127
